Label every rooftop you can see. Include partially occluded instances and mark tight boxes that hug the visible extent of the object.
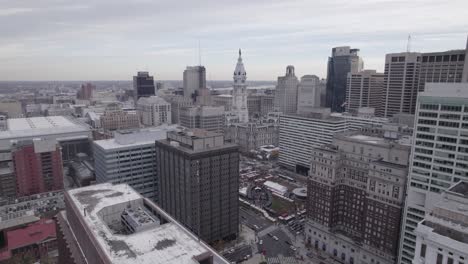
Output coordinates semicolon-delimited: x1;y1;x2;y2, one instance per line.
67;183;228;264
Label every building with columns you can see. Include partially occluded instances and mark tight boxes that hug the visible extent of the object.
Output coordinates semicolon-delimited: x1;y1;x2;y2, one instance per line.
232;49;249;123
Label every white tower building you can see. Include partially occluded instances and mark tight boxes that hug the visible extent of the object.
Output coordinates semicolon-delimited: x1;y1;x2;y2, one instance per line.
232;49;249;123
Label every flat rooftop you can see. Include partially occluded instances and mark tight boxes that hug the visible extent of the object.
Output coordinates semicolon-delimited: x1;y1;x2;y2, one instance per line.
0;116;90;141
68;183;228;264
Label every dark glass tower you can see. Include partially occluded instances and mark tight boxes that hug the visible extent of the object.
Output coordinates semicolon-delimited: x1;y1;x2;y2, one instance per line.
133;71;155;101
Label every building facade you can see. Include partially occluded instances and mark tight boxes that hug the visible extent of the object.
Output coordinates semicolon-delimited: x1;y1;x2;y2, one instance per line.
162;95;194;124
274;66;299;114
326;46;363;112
155;130;239;243
278;109;347;174
412;181;468;264
225;121;278;152
137;96;172;127
345;70;384;113
398;83;468;264
183;66;206;100
93;126;178;202
133;71;156;102
297;75;322;114
231;50;249;123
179;106;225;133
77;83;94;100
100;103;140;132
305;130;410;264
12;139;64;197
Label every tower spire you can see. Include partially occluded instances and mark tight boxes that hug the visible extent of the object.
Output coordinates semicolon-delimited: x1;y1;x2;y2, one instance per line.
239;49;241;57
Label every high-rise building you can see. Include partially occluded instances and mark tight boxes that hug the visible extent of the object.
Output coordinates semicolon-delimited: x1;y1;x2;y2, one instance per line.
93;126;179;202
326;46;363;112
274;66;299;114
398;83;468;264
100;103;140;132
412;181;468;264
179;106;225;133
183;66;206;100
278;108;347;174
247;94;275;117
305;130;410;264
56;183;230;264
345;70;384;113
77;83;94;100
232;49;249;123
330;108;390;131
155;130;239;243
133;71;155;102
213;94;233;112
137;96;172;127
297;75;322;114
12;139;64;197
161;95;194;124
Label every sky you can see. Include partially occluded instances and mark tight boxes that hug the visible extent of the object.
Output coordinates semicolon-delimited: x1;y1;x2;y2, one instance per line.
0;0;467;81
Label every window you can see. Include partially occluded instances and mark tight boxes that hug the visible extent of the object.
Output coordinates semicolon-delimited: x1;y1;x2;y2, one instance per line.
447;258;454;264
420;244;426;258
437;254;443;264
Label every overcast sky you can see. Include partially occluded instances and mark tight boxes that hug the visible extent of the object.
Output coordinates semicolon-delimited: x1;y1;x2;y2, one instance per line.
0;0;467;81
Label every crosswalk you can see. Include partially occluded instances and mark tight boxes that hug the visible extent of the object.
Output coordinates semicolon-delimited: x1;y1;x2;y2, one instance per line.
267;255;299;264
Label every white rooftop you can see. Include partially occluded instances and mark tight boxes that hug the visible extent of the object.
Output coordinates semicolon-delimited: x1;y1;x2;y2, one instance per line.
348;134;385;145
0;116;90;141
68;183;228;264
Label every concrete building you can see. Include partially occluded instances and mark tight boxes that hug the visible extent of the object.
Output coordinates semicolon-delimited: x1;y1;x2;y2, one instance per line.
93;126;179;202
136;96;172;127
412;181;468;264
0;99;22;118
247;94;275;117
0;115;6;131
231;49;249;123
77;83;94;100
278;108;347;174
398;83;468;263
213;94;233;112
133;71;156;102
183;66;206;100
179;106;225;133
162;95;194;124
225;121;278;152
345;70;384;113
0;149;15;198
297;75;322;114
305;130;410;264
100;103;140;132
12;139;64;197
155;130;239;243
0;116;92;162
326;46;364;112
274;66;299;114
56;183;230;264
331;107;390;130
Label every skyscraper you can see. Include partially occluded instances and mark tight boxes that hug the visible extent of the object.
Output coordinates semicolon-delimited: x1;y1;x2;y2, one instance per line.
326;46;363;112
398;83;468;264
306;129;410;264
345;70;384;113
274;66;299;114
12;139;64;197
231;49;249;123
133;71;156;102
179;106;225;134
297;75;322;114
77;83;94;100
137;96;172;126
183;66;206;101
155;130;239;243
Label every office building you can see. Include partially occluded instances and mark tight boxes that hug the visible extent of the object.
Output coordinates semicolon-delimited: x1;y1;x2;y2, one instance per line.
93;126;179;201
100;103;140;132
326;46;363;112
398;83;468;263
297;75;322;114
0;99;22;118
56;183;230;264
77;83;94;100
162;95;193;124
179;106;225;133
331;107;390;130
247;94;275;117
412;181;468;264
346;70;384;113
183;66;206;100
213;94;233;112
137;96;172;127
0;116;91;162
225;121;278;152
12;139;64;197
274;66;299;114
232;49;249;123
305;130;410;264
133;71;156;101
155;130;239;243
278;108;347;174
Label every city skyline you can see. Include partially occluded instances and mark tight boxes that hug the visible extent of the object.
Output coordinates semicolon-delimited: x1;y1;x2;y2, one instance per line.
1;0;467;81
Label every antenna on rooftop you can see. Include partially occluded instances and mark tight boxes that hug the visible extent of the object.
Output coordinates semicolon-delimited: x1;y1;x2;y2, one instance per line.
406;34;412;52
198;39;202;66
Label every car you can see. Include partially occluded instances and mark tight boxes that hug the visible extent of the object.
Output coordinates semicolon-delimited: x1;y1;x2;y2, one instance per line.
267;233;273;237
253;224;259;230
296;231;302;235
273;236;279;241
227;248;235;254
285;241;291;245
290;246;297;251
259;240;263;245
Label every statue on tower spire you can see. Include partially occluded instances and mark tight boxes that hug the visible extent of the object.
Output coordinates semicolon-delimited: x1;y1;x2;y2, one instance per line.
239;49;241;57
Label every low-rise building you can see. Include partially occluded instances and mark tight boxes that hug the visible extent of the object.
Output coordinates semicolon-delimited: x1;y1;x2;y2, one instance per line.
100;103;140;132
225;121;278;152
